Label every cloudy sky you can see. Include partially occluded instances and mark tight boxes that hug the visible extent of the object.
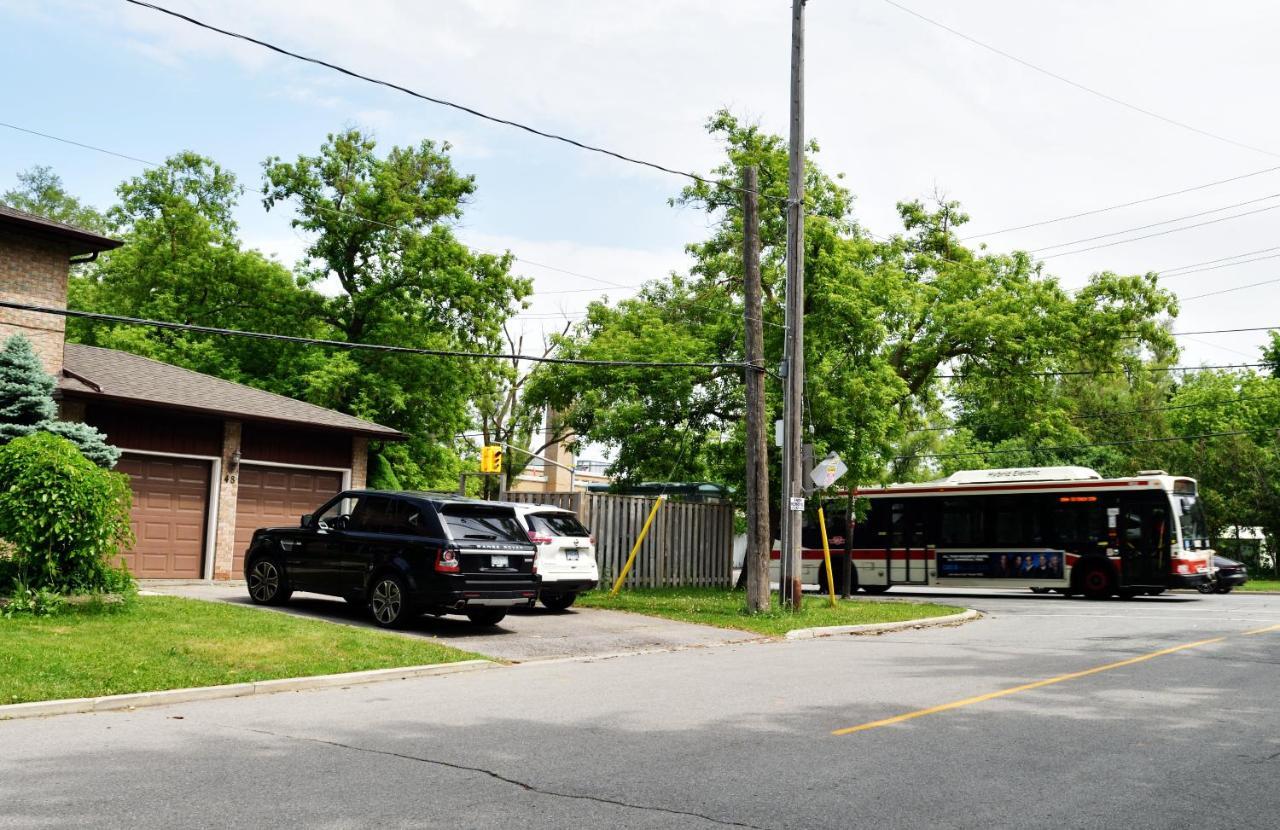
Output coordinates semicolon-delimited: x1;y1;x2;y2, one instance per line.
3;0;1279;371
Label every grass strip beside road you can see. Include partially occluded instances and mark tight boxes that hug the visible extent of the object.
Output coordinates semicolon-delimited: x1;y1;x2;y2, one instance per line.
1237;579;1280;592
577;587;960;637
0;596;481;705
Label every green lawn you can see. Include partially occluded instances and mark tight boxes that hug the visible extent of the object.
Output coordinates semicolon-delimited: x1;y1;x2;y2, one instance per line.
577;587;961;637
0;596;481;705
1237;579;1280;592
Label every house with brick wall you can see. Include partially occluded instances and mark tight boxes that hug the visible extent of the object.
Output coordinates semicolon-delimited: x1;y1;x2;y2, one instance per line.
0;204;403;580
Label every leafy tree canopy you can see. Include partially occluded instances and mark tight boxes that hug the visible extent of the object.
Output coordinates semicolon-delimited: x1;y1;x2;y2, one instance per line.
1;165;107;233
529;111;1178;498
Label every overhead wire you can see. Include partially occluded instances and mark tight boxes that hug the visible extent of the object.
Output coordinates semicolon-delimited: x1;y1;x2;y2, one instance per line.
1026;193;1280;254
1181;276;1280;302
881;0;1280;160
894;427;1276;463
906;390;1280;434
0;117;784;332
933;362;1269;381
1038;202;1280;259
122;0;781;202
962;164;1280;240
0;300;753;371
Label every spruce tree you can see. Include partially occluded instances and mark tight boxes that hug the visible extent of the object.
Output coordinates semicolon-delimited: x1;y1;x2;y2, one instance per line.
0;335;56;443
0;334;120;468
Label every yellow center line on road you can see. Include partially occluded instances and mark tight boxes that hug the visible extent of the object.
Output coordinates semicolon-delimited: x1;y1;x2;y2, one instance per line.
1243;622;1280;636
832;635;1234;737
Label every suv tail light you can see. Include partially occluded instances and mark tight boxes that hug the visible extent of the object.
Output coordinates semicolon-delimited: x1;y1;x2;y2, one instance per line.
435;549;460;574
589;535;596;546
527;530;553;545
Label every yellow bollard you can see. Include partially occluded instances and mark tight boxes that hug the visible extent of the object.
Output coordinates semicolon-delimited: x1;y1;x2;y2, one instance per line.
610;494;666;595
818;505;837;608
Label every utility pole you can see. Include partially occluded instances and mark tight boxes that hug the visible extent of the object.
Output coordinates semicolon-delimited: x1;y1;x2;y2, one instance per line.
779;0;807;610
742;166;770;613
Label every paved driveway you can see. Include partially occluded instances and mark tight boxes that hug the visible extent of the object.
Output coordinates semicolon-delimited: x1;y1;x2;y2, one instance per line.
144;581;760;662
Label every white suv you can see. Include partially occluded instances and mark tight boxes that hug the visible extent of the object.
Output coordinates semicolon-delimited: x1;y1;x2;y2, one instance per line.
511;504;599;610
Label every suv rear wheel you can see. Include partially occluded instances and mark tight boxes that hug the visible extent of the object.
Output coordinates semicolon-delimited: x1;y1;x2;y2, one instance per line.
466;607;508;626
368;573;414;628
541;592;576;612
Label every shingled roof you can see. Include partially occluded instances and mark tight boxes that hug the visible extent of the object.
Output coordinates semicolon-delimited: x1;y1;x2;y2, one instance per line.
60;343;403;438
0;204;122;253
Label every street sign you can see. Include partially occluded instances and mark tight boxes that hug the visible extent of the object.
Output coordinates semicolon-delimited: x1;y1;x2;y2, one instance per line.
789;497;806;512
809;453;847;490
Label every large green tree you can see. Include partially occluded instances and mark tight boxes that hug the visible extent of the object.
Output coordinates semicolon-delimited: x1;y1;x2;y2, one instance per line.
528;112;1178;501
68;153;326;399
261;129;531;487
1;165;107;233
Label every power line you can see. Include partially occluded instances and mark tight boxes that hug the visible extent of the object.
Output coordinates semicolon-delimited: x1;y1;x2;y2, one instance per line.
882;0;1280;160
1026;193;1280;254
935;362;1268;381
1181;276;1280;302
0;300;752;371
1171;325;1278;337
0;120;157;167
123;0;775;201
1158;246;1280;275
2;115;778;333
1157;251;1280;280
963;165;1280;240
1039;203;1280;260
907;391;1280;434
895;427;1274;463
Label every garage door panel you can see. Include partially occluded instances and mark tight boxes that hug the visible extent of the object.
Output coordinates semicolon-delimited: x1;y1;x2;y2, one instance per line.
119;454;210;579
234;465;343;576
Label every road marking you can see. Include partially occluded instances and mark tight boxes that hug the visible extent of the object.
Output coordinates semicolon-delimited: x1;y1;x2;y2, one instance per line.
832;635;1229;736
1243;622;1280;636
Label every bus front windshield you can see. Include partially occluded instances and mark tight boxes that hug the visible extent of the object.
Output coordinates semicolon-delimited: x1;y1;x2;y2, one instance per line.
1175;495;1210;549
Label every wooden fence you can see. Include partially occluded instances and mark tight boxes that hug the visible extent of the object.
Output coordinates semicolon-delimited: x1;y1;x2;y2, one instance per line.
506;492;734;588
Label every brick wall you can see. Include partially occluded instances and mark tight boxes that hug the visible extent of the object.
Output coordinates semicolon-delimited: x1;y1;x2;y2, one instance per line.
0;228;72;376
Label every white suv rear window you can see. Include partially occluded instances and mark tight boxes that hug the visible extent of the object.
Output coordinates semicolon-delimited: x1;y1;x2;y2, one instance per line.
529;512;591;538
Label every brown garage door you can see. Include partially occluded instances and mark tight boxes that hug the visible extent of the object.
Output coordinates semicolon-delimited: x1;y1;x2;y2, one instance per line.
118;454;211;579
233;465;344;576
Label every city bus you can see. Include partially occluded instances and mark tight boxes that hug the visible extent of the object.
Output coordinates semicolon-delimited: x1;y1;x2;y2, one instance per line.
771;466;1214;599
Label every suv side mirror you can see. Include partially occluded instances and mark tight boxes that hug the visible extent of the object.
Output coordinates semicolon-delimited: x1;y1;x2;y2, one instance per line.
301;514;313;528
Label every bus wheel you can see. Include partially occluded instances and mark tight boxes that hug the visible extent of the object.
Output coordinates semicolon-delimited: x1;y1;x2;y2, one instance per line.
862;585;891;595
1078;564;1114;600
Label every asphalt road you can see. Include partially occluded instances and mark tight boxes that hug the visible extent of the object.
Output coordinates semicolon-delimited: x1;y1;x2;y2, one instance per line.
4;589;1278;829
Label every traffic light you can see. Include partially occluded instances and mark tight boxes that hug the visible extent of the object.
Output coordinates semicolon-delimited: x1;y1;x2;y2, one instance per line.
480;445;503;473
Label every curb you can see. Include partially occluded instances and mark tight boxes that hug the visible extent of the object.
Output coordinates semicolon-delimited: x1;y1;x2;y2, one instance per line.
0;659;496;722
784;608;981;640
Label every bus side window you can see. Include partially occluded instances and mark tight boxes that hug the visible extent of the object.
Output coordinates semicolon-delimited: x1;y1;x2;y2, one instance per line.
993;497;1020;545
852;501;878;548
889;504;905;547
940;498;984;546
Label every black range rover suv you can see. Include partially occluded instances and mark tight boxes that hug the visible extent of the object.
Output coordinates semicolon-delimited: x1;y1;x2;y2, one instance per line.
243;491;539;628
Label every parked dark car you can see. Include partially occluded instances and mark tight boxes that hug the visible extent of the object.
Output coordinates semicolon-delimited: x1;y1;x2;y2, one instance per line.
1198;555;1249;594
243;491;539;628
